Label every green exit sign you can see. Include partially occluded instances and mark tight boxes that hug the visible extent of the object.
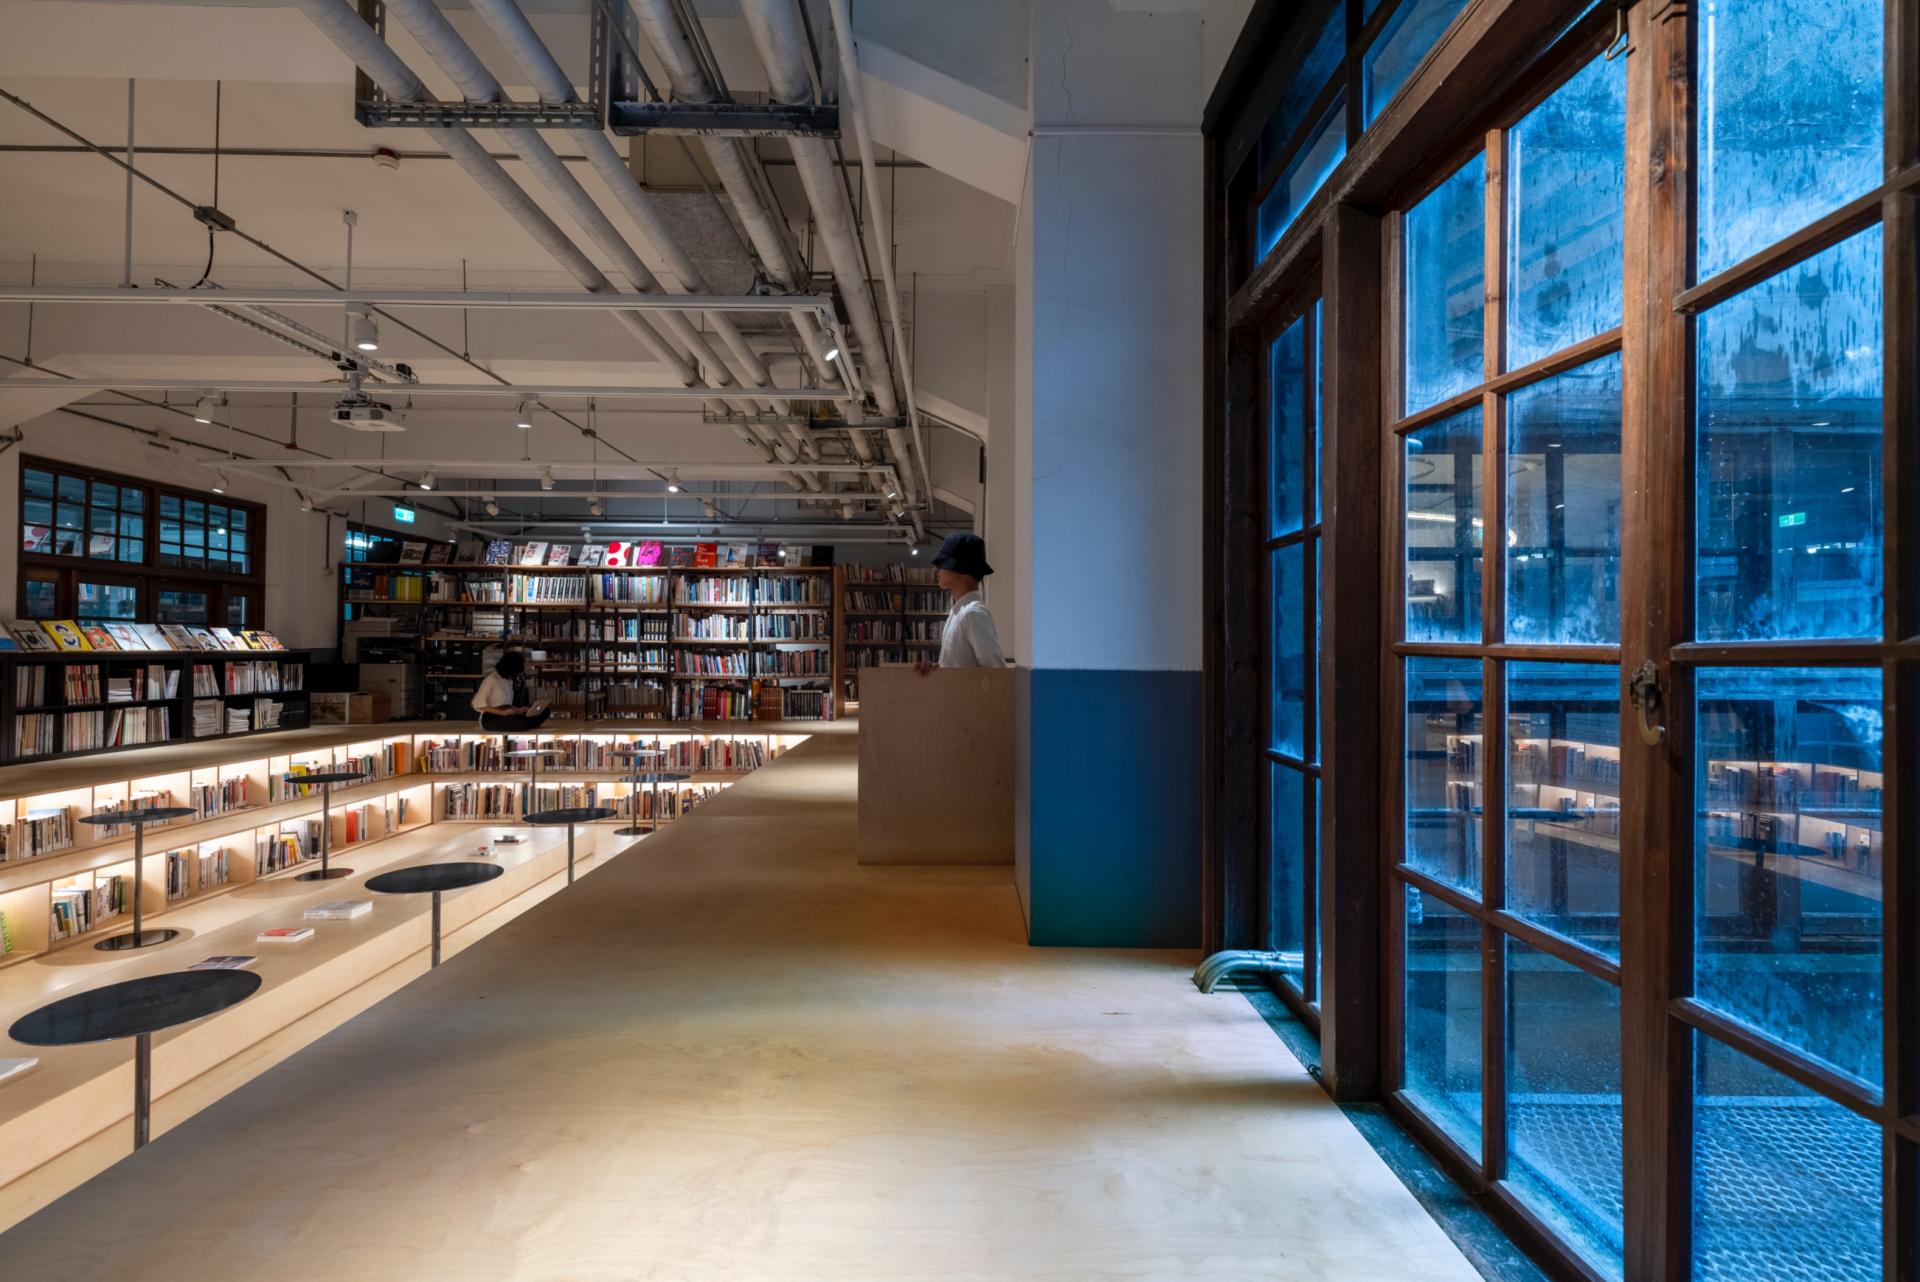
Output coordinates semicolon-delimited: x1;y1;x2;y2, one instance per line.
1778;511;1806;528
392;505;416;524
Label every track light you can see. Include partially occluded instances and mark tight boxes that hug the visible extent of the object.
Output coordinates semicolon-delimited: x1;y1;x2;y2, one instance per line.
515;402;534;430
211;470;229;494
588;497;605;517
823;341;841;362
666;470;681;493
910;546;919;557
191;394;221;425
540;467;555;492
347;302;379;352
298;494;313;512
484;495;500;517
419;470;434;491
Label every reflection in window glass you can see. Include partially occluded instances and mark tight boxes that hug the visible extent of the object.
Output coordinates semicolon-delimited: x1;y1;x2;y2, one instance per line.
1404;154;1485;413
1507;663;1621;958
1405;407;1483;643
1507;942;1624;1280
1405;657;1482;894
1271;544;1307;757
227;594;250;628
76;582;138;622
1256;98;1348;260
1696;229;1882;641
1695;667;1882;1086
1507;355;1621;645
1404;885;1482;1153
1364;0;1471;124
1696;0;1884;280
1694;1033;1880;1281
1270;317;1308;538
1269;761;1307;989
1506;53;1625;368
1258;4;1346;175
157;589;209;625
22;579;56;619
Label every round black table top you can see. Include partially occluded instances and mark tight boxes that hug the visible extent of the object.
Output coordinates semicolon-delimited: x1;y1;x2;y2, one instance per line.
280;770;368;786
503;748;564;760
9;970;261;1046
622;771;690;785
79;805;199;827
524;806;618;826
366;861;505;896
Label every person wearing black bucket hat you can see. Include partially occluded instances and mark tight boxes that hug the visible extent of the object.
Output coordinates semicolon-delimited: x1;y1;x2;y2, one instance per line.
917;532;1005;672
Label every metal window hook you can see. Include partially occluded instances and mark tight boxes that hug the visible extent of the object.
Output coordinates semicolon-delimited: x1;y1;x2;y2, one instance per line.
1629;660;1665;746
1604;3;1631;61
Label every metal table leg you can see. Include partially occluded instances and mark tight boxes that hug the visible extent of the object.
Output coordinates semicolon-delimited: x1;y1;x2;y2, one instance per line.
133;1030;151;1149
431;890;442;967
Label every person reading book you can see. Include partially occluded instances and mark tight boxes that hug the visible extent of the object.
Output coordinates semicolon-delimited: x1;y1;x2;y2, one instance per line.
472;649;551;730
917;532;1005;673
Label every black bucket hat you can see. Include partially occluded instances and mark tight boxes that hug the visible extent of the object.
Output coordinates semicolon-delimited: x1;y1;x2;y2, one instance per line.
931;532;993;578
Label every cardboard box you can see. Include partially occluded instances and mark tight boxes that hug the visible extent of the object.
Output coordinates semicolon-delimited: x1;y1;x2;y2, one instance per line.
309;691;392;725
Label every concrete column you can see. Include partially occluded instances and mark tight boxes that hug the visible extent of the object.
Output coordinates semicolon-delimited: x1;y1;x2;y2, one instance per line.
1011;0;1210;946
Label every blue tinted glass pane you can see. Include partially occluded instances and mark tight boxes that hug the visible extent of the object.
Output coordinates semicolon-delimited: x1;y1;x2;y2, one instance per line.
1310;776;1322;1000
1405;657;1482;894
1405;406;1484;642
1694;1033;1880;1281
1364;0;1471;123
1270;317;1307;537
1268;761;1307;987
1404;154;1485;412
1258;4;1346;174
1696;667;1882;1086
1696;0;1884;280
1270;544;1307;756
1507;354;1622;644
23;468;53;500
1256;98;1347;260
1696;228;1883;641
1404;885;1483;1153
1312;535;1322;764
1506;53;1625;368
1507;662;1621;958
1312;299;1324;525
1507;941;1624;1279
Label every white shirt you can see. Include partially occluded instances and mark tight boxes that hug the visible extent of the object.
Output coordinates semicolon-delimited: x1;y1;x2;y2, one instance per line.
472;670;514;715
939;591;1005;669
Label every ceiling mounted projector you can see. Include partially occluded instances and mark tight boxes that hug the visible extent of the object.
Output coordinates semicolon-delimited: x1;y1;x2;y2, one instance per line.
332;392;404;431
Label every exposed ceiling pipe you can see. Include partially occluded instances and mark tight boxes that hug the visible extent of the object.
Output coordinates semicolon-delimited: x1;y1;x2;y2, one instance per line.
735;0;925;521
627;0;880;471
458;0;829;487
289;0;699;386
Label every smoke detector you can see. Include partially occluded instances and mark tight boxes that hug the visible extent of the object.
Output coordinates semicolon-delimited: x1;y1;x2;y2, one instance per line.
372;147;400;172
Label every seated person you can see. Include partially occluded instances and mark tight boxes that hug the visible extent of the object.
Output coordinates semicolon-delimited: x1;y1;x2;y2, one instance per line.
472;649;551;731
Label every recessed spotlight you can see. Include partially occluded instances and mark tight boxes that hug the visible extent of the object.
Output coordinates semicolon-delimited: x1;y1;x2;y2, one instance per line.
346;302;379;352
910;546;919;556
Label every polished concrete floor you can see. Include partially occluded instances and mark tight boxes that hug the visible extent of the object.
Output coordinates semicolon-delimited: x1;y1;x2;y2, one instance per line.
0;728;1481;1281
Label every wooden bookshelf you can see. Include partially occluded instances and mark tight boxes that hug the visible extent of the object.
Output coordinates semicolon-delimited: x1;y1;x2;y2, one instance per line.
840;565;944;706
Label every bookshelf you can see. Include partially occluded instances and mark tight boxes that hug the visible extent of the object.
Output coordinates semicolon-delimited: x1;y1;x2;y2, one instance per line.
0;650;311;766
0;722;809;967
840;564;944;706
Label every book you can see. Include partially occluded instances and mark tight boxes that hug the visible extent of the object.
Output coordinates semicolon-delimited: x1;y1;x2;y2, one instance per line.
104;622;147;651
517;542;548;566
249;630;285;651
668;545;694;568
399;541;426;565
694;542;718;568
634;540;663;567
257;926;315;943
81;625;118;651
603;541;628;568
304;899;372;921
44;620;88;651
159;623;198;650
722;544;746;567
0;633;14;652
546;544;572;566
188;627;220;650
133;623;170;650
426;543;453;565
7;622;53;652
211;627;246;651
0;1058;38;1087
484;539;513;566
578;545;605;567
187;954;257;971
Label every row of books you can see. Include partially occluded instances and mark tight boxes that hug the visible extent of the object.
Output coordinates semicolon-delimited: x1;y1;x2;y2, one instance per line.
846;590;907;612
1703;762;1884;810
224;661;304;694
591;573;669;604
508;574;588;605
192;777;254;819
483;541;810;569
757;650;831;676
844;565;937;584
676;652;748;676
674;684;753;721
756;615;830;641
51;875;127;940
581;647;668;670
846;621;942;643
348;572;428;602
105;707;173;748
779;689;830;721
846;647;914;668
2;621;283;653
1510;741;1622;789
166;846;233;901
678;616;749;641
677;577;752;605
757;576;831;605
1703;809;1879;866
0;806;76;862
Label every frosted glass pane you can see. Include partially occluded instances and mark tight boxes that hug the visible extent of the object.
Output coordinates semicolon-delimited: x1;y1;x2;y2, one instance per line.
1506;354;1621;645
1506;662;1621;959
1404;154;1485;413
1695;667;1883;1087
1506;53;1626;368
1404;885;1483;1153
1405;406;1484;643
1696;0;1884;279
1365;0;1471;124
1269;317;1307;538
1405;657;1482;894
1696;228;1883;641
1256;98;1347;260
1258;5;1346;175
1268;761;1307;984
1270;543;1307;757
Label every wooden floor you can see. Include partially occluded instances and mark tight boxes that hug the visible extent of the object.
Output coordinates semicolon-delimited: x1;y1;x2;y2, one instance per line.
0;727;1480;1281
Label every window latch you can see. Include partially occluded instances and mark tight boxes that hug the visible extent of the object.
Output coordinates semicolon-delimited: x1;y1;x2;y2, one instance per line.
1629;660;1665;747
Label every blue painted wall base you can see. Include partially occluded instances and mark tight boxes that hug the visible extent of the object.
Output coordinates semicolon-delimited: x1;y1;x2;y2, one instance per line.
1016;668;1202;947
